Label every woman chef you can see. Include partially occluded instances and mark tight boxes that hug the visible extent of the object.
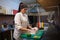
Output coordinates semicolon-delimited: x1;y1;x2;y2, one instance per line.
13;2;32;40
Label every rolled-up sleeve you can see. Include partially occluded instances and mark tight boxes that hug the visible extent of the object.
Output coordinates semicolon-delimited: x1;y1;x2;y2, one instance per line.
14;14;22;30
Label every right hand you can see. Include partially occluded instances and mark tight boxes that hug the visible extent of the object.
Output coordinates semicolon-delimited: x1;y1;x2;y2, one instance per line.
27;29;31;32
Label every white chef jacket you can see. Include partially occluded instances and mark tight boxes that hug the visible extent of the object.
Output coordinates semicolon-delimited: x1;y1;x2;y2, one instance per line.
13;12;29;40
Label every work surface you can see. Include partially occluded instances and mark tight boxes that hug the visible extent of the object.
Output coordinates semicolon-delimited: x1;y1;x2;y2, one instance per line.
20;30;44;40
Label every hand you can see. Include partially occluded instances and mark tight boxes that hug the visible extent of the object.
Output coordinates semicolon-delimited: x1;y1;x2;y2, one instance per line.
27;26;32;29
27;29;31;32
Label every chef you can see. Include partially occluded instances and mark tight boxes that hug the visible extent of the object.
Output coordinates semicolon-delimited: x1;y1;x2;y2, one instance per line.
13;2;32;40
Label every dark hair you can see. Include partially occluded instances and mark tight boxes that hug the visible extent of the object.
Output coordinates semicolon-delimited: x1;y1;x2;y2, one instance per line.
18;2;28;12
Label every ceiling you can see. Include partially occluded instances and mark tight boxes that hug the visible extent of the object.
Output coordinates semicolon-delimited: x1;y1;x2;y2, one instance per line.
19;0;60;11
37;0;60;11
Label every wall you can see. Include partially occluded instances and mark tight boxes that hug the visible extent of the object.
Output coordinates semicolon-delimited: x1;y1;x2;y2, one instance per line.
0;14;14;27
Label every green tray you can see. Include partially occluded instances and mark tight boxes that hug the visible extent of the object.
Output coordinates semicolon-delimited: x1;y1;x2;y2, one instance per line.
35;30;44;36
20;30;44;40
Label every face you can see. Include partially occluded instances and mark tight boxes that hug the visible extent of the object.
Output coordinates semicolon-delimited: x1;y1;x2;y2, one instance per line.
21;8;27;13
